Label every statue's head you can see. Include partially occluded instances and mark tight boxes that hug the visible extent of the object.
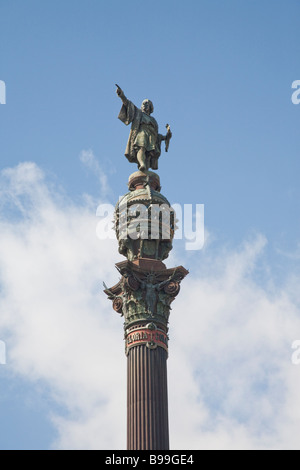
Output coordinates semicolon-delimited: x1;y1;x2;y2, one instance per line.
141;99;154;115
146;273;156;284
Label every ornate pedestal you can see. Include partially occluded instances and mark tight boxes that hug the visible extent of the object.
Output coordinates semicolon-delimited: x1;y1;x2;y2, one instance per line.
104;171;188;450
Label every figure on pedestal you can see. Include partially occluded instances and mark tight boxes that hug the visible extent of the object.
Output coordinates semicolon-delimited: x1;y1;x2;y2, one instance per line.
131;271;178;315
116;84;172;171
104;84;188;450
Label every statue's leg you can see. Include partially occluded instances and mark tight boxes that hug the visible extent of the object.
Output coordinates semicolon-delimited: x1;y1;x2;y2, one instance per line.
137;147;146;172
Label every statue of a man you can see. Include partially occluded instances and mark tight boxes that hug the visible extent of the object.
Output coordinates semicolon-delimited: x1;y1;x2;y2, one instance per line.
116;85;172;172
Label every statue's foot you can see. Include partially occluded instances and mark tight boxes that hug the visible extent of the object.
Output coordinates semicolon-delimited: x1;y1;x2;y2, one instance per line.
139;165;146;172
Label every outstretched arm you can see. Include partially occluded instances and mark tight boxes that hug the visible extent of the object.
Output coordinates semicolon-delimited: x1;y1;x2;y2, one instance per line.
115;84;128;105
157;270;178;290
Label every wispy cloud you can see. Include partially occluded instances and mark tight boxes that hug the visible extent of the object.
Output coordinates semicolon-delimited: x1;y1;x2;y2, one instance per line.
0;162;299;449
79;149;110;198
276;242;300;261
169;238;300;449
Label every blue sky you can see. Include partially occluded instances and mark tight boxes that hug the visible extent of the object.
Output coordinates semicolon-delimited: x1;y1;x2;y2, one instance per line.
0;0;300;450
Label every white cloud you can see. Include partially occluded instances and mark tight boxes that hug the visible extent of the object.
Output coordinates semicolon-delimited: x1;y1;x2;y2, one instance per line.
79;149;110;198
0;161;125;449
0;162;299;449
169;237;300;449
276;242;300;261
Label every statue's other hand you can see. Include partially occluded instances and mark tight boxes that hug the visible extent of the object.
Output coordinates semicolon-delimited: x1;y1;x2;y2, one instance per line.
166;124;172;138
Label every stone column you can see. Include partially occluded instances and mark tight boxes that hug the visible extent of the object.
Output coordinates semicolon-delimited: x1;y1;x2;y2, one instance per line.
127;341;169;450
104;171;188;450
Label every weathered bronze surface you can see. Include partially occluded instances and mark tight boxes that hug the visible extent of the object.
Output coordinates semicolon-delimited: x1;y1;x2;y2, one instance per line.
104;260;188;332
116;85;172;171
104;87;188;450
114;171;175;262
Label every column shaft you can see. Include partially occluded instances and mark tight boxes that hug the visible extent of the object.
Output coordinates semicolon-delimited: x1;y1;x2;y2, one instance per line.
127;345;169;450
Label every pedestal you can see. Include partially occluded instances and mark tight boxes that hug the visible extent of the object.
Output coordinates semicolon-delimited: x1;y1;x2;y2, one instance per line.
104;171;188;450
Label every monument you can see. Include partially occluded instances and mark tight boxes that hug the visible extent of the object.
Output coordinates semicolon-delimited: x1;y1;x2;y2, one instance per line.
104;85;188;450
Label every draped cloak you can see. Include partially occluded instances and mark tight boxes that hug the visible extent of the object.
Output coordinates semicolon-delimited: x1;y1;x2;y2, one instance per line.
118;99;162;170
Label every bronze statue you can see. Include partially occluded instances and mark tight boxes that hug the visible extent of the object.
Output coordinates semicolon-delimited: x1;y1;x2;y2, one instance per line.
131;271;178;315
116;84;172;172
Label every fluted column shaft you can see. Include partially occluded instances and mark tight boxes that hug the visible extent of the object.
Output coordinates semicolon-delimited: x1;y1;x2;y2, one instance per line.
127;345;169;450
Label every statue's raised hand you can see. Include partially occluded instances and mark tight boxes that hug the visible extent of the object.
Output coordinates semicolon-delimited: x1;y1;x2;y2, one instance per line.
115;84;123;97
